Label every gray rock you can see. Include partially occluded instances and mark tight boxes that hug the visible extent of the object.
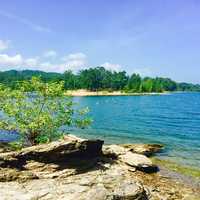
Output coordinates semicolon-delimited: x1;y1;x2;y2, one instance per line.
112;180;147;200
119;152;157;172
103;145;156;172
103;145;127;157
0;138;104;169
79;184;108;200
121;144;164;156
0;165;147;200
0;135;197;200
0;136;153;199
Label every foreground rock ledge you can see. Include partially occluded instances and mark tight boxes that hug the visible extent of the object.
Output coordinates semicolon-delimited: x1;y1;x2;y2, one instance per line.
0;135;199;200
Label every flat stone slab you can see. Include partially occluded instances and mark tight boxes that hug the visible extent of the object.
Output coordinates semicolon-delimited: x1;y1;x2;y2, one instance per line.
121;143;164;156
0;165;147;200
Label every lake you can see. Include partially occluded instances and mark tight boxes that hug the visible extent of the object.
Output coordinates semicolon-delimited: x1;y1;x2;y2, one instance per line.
71;92;200;170
0;92;200;169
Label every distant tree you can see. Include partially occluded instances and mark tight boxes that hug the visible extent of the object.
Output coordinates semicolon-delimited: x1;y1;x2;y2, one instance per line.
63;70;76;89
140;78;153;92
125;73;141;92
111;71;128;90
78;67;128;91
152;78;164;92
79;67;105;91
160;78;177;91
0;68;199;92
102;70;112;89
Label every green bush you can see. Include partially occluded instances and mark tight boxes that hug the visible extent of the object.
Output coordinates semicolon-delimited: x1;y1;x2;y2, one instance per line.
0;77;91;147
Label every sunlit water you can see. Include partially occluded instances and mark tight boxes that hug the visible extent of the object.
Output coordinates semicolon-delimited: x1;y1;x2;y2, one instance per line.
1;92;200;169
71;92;200;169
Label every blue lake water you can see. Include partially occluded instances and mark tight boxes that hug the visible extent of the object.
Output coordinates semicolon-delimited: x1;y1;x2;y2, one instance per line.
0;92;200;169
71;92;200;169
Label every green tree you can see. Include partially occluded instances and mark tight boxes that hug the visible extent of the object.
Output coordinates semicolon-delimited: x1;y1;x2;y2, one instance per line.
140;78;153;92
63;70;76;89
161;78;177;91
0;77;91;146
79;67;104;91
152;78;164;92
111;71;128;90
126;73;141;92
0;68;199;92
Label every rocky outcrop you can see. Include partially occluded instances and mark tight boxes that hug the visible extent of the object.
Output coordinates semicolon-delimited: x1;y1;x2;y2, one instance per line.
0;137;150;200
120;144;163;156
0;138;104;169
103;145;158;172
0;139;157;182
0;165;148;200
0;135;199;200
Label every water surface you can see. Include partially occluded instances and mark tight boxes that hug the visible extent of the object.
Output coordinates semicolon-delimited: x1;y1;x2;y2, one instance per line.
71;92;200;169
1;92;200;169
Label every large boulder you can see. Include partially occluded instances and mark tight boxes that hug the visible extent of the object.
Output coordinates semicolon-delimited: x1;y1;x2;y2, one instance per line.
0;138;104;169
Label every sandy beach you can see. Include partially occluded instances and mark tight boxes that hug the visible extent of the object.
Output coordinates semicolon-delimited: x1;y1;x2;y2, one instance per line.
65;89;169;96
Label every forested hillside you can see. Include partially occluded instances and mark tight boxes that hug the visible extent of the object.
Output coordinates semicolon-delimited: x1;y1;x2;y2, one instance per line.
0;67;199;92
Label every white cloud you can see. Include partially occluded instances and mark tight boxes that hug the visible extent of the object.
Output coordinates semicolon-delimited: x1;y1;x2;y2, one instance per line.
0;54;41;71
0;54;40;71
0;10;51;33
63;52;87;61
0;52;88;73
37;63;66;73
0;52;128;74
62;52;87;71
0;40;10;51
0;54;23;68
43;50;57;58
65;59;86;69
101;62;121;71
24;57;39;67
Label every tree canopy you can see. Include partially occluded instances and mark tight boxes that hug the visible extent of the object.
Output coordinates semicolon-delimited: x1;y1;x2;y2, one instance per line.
0;67;199;92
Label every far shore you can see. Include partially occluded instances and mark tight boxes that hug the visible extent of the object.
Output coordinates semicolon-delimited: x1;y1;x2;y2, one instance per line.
65;89;170;96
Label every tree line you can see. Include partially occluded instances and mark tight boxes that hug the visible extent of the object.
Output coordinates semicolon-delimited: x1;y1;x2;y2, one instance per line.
0;67;200;92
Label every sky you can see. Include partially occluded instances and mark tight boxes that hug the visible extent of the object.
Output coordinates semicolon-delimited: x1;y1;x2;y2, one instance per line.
0;0;200;83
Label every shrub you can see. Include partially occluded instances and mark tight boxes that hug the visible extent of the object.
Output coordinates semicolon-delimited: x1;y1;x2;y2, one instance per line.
0;77;91;146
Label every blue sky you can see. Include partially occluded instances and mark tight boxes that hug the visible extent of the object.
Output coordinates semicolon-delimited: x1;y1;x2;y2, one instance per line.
0;0;200;83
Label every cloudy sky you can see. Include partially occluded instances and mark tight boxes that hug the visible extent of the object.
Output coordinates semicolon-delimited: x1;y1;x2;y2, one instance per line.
0;0;200;83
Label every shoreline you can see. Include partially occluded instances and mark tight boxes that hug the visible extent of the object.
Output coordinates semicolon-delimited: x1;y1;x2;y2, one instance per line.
151;157;200;179
67;133;200;180
151;157;200;191
65;89;170;96
1;134;199;199
1;132;199;181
